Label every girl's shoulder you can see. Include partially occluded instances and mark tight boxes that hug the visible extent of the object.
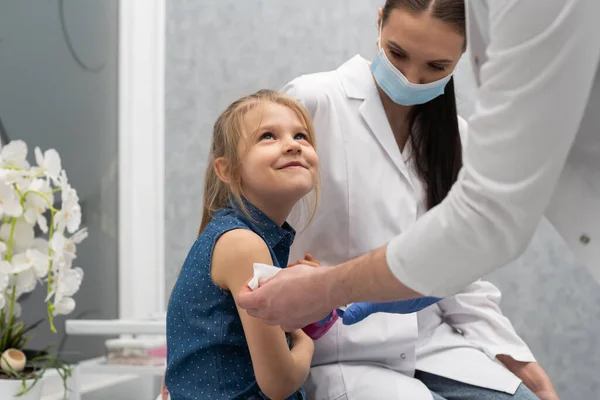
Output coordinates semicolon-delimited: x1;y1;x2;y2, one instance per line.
202;208;252;238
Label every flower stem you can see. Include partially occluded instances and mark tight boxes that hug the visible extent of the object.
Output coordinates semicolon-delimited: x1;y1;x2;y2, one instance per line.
19;188;58;330
46;208;56;333
6;217;16;262
23;190;58;212
1;217;17;350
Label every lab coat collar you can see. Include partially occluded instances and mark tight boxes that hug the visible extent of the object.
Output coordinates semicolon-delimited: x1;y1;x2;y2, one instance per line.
337;54;373;100
338;55;415;188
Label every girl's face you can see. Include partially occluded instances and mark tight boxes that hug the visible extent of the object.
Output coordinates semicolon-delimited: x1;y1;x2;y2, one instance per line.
238;102;318;206
378;7;464;84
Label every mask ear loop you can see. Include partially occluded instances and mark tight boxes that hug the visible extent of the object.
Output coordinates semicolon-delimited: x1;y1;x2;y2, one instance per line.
377;19;383;50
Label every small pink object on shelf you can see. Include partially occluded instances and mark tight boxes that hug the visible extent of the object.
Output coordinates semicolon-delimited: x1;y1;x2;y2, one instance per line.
148;344;167;358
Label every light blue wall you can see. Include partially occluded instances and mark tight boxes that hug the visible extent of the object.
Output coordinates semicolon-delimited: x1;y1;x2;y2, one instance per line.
165;2;600;398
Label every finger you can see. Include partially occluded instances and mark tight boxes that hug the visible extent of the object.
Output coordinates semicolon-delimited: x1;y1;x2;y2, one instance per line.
237;285;261;310
341;304;372;325
304;253;321;265
239;282;254;295
263;319;284;327
244;308;263;319
281;323;303;332
287;259;303;267
160;376;168;400
257;277;273;286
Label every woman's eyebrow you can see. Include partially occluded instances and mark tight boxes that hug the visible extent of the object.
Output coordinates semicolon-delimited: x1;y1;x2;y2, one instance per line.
388;40;453;64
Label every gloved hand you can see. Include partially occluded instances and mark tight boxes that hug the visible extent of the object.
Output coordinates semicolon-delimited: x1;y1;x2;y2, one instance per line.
341;297;442;325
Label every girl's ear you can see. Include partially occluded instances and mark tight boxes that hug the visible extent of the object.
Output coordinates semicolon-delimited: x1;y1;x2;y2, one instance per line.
214;157;231;184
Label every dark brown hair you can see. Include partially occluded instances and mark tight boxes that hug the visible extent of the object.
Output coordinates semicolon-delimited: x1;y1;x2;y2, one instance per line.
382;0;465;209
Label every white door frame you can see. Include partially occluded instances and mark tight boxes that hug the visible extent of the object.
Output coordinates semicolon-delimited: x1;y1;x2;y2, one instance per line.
118;0;166;319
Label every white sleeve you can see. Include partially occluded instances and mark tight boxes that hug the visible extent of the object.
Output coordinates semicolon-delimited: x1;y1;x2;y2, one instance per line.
438;281;535;362
457;115;468;150
386;0;600;297
281;76;319;118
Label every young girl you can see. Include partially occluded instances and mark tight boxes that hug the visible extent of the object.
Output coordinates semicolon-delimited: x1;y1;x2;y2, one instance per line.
165;89;319;400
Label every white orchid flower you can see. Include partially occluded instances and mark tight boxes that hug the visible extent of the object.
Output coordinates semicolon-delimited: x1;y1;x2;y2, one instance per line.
0;140;29;169
0;219;35;253
50;263;82;317
0;144;86;325
23;210;49;234
15;269;37;297
54;186;82;234
52;296;75;316
9;250;48;299
54;266;83;302
34;147;62;183
24;178;53;208
0;262;10;298
22;179;53;233
0;169;29;186
0;183;23;218
11;249;48;277
50;228;87;264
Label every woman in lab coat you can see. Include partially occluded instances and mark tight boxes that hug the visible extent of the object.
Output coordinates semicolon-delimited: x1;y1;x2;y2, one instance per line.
284;1;558;399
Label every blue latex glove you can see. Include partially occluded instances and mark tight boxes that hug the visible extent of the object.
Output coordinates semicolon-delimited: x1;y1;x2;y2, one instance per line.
342;297;442;325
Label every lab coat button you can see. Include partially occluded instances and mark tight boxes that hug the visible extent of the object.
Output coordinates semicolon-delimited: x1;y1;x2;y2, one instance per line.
400;353;407;360
580;234;591;245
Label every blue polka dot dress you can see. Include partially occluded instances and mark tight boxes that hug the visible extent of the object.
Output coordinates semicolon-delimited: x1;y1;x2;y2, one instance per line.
165;199;306;400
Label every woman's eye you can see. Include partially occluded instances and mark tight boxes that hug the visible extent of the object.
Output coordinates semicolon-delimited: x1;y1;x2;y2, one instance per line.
260;132;274;140
390;51;407;60
429;64;447;72
294;133;308;141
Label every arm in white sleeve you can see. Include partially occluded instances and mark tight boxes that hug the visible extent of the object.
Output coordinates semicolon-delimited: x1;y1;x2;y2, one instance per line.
438;281;535;362
386;0;600;297
282;76;319;118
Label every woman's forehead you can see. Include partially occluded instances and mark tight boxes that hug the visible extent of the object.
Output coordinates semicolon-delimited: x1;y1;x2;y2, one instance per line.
383;8;464;60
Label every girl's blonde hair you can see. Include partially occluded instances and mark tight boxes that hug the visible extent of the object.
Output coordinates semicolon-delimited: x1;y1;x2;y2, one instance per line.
198;89;318;235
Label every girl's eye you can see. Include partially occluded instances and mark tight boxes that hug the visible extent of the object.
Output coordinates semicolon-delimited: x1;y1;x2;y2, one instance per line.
260;132;274;140
294;133;309;141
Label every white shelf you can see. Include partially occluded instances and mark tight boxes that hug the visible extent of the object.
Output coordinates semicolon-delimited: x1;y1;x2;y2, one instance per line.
41;372;140;400
65;319;166;335
78;356;165;376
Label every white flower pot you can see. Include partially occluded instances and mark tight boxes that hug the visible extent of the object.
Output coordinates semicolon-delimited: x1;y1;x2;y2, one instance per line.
0;378;43;400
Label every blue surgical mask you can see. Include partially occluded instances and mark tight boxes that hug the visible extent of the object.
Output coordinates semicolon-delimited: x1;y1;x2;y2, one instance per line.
371;21;453;106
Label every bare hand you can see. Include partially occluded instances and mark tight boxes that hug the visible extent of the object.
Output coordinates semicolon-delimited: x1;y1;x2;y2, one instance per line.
535;391;560;400
288;253;320;268
287;329;308;346
237;263;334;331
160;374;169;400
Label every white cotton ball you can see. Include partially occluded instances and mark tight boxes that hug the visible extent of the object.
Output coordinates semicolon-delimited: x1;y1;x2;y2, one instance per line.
1;348;27;373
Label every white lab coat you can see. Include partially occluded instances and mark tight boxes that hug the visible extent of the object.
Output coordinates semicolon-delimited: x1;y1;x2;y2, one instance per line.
386;0;600;297
285;55;535;400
